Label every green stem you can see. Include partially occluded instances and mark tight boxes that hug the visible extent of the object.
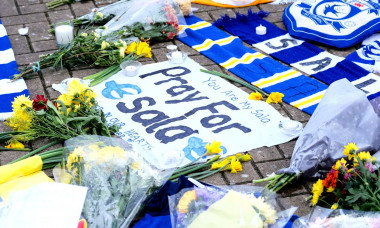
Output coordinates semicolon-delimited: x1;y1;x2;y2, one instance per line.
169;163;211;180
193;162;231;180
200;69;268;96
10;140;61;164
253;173;283;184
0;148;31;151
39;150;64;160
273;174;296;192
42;163;59;170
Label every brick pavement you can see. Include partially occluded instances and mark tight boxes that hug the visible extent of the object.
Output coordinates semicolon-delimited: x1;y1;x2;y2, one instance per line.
0;0;364;218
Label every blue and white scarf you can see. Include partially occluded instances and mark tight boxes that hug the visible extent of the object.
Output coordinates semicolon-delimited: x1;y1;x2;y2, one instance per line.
214;10;380;103
0;19;29;121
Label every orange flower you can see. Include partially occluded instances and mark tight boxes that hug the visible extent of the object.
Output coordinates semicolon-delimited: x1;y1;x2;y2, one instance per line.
322;169;338;192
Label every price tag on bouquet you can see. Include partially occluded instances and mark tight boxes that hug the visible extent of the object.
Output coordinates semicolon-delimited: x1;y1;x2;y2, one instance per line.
91;58;299;166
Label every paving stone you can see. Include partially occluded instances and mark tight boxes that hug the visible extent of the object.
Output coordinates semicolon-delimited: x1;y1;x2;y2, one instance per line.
47;9;74;24
152;48;169;62
71;1;96;17
190;55;215;66
16;0;39;6
8;35;31;55
278;194;312;217
273;102;290;118
27;21;55;42
274;21;286;31
150;40;175;49
46;87;61;100
224;161;261;184
234;5;261;14
24;77;46;98
32;39;58;52
141;60;156;65
31;138;64;151
174;39;198;55
191;3;219;12
249;146;283;162
0;0;18;17
2;13;47;26
3;25;21;35
0;151;29;166
264;11;283;23
0;122;12;132
259;3;290;12
71;68;103;79
41;68;70;87
199;172;227;185
328;46;357;58
277;139;296;159
15;50;54;66
193;11;212;21
209;9;235;21
256;159;290;177
278;179;308;196
281;103;310;122
20;4;48;14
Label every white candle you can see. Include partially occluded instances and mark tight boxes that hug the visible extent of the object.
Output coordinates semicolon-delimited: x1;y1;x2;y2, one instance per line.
124;65;138;76
167;45;178;53
282;121;298;130
55;24;74;46
171;51;183;64
256;24;266;35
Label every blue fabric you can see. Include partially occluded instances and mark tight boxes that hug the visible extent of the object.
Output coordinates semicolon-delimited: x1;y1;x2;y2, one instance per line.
283;0;380;48
133;214;171;228
271;42;324;64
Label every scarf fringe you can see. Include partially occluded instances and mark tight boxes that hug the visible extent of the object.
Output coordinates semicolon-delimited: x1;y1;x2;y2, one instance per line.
213;9;269;28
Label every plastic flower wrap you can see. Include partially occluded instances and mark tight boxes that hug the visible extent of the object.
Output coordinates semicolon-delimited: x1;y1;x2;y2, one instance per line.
169;185;296;228
293;206;380;228
55;135;177;228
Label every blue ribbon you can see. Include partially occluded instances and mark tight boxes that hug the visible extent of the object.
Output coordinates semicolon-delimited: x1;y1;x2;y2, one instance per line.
32;62;40;72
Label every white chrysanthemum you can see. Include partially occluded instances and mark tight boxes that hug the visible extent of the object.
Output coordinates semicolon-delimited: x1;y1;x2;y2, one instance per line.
247;195;278;224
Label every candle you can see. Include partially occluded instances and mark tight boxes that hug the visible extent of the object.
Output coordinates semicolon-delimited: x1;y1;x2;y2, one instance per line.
256;24;266;35
55;24;74;46
124;65;137;76
282;121;299;130
171;51;183;64
167;45;178;53
120;61;141;77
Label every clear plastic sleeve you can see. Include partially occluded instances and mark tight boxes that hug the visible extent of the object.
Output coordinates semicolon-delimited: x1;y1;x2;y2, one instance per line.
54;135;177;228
293;206;380;228
168;185;296;228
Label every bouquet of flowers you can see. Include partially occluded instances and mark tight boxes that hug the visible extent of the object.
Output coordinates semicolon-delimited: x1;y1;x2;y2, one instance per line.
293;206;380;228
169;185;295;228
311;143;380;211
12;32;151;81
56;135;175;228
61;0;184;44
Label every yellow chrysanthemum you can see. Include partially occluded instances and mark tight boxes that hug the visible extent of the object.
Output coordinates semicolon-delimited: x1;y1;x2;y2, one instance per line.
204;141;222;156
126;41;137;54
331;203;338;210
353;151;375;166
57;93;73;106
65;79;97;106
5;111;33;131
12;95;33;113
312;179;324;205
5;139;25;149
333;158;347;171
248;91;263;101
266;92;284;104
343;143;358;160
101;41;110;50
136;42;152;58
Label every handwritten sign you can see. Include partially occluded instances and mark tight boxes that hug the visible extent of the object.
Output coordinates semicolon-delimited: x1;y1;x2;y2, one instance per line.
92;58;298;166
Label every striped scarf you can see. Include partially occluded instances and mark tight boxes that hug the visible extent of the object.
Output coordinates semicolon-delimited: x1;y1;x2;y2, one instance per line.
0;19;29;121
177;14;328;114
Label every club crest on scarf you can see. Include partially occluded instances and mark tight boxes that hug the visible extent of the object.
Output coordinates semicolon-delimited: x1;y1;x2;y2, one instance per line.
358;41;380;60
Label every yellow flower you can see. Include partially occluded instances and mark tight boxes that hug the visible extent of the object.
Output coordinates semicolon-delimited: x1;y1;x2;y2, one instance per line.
57;93;73;106
119;47;126;58
12;95;33;113
95;12;103;19
126;41;137;54
333;158;347;170
132;162;140;170
343;143;358;160
266;92;284;104
237;153;251;162
65;79;97;106
5;139;25;149
80;33;88;37
230;157;243;173
101;41;110;50
5;111;33;131
327;187;335;192
248;91;263;101
211;159;229;170
177;190;197;213
353;151;375;166
136;42;152;58
331;203;338;210
312;179;324;205
205;141;222;156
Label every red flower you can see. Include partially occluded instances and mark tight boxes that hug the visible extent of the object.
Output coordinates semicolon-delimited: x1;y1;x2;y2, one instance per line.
32;94;48;111
322;169;338;190
166;31;176;40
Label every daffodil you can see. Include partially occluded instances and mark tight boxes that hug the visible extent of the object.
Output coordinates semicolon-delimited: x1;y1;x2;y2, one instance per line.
237;153;251;162
266;92;284;104
101;41;110;50
343;143;358;160
5;139;25;149
205;141;222;156
230;157;243;173
248;91;263;101
12;95;33;113
136;42;152;58
211;159;229;170
312;179;324;205
126;42;137;54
